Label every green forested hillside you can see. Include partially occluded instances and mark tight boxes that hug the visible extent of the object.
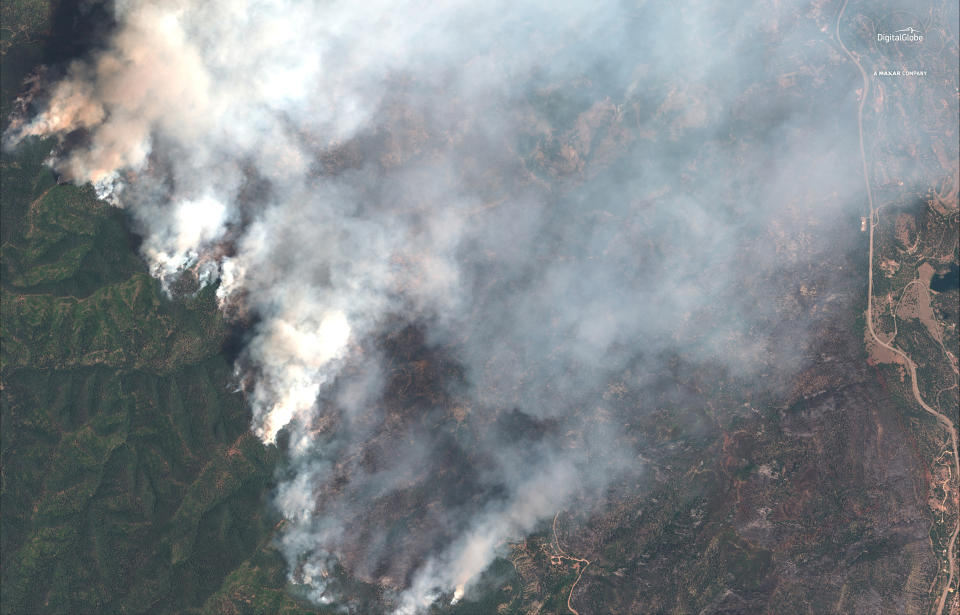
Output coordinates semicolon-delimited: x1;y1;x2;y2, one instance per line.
0;3;310;613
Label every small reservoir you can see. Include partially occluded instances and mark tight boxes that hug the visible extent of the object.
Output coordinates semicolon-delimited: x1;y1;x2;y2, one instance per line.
930;264;960;292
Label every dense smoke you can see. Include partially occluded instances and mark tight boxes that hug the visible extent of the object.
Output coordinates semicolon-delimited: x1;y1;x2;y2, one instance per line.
5;0;868;611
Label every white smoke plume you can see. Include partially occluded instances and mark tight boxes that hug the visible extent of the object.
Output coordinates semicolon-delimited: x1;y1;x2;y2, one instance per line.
5;0;874;611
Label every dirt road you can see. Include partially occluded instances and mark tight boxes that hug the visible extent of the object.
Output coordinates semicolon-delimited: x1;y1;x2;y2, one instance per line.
836;3;960;612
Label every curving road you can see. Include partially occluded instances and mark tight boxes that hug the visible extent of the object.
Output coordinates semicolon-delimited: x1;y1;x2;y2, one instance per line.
836;2;960;613
552;512;592;615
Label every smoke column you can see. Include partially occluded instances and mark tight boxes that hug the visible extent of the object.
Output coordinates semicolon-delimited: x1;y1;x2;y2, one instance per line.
5;0;870;611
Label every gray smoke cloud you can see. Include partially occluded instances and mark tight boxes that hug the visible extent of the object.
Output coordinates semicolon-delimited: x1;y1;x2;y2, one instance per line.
5;0;871;611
